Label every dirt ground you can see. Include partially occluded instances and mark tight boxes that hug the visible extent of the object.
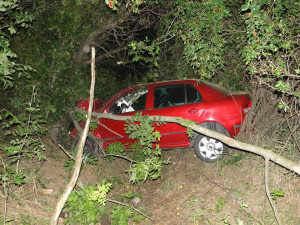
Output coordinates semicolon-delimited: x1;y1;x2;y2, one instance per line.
1;138;300;225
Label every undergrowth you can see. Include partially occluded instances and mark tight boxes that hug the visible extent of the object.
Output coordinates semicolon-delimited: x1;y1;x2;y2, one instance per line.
0;87;47;223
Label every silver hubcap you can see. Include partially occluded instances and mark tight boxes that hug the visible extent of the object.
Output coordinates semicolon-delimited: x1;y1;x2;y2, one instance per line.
198;137;223;160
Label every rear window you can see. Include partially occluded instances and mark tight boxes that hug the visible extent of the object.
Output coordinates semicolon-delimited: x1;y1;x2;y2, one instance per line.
204;82;230;95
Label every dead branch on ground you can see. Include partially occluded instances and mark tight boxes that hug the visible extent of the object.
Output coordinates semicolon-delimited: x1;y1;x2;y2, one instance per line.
74;107;300;175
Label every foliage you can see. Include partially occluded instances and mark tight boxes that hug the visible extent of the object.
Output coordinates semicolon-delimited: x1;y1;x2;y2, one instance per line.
89;180;112;206
63;158;75;172
99;112;169;185
117;0;231;81
106;142;125;160
240;0;299;110
0;167;26;187
64;181;108;224
128;37;161;82
214;197;227;212
10;0;129;121
74;112;98;130
64;151;98;172
10;1;89;119
271;189;285;203
124;112;168;184
0;88;46;220
168;0;231;80
223;152;244;165
5;0;298;120
110;206;145;225
0;0;33;89
1;88;46;163
125;112;163;157
128;156;164;185
65;179;145;224
109;0;299;112
124;190;134;199
129;37;160;67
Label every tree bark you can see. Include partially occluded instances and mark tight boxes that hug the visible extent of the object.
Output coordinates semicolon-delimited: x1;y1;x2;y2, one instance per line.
74;9;132;64
75;19;117;63
50;47;96;225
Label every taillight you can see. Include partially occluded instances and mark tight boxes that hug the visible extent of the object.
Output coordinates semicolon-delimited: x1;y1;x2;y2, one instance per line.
243;101;252;114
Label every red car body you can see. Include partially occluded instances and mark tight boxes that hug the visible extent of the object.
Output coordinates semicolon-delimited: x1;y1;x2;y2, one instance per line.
71;80;251;162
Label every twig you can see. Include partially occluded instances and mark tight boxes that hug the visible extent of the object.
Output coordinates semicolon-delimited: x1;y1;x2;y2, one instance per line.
89;135;136;164
107;198;155;221
253;73;300;98
158;26;190;45
58;144;75;160
265;158;282;225
98;122;123;137
284;115;300;153
92;136;107;157
0;156;8;225
105;154;136;163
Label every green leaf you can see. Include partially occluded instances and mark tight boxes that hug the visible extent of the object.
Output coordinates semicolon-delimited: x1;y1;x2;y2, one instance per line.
241;3;250;11
125;190;134;199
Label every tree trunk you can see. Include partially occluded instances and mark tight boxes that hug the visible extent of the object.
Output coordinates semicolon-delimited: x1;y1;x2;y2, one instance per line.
51;47;96;225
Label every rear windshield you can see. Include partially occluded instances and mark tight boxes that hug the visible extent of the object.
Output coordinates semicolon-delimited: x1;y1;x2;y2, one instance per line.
204;82;230;95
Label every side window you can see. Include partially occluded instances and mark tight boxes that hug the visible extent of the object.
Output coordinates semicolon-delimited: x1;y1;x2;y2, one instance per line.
154;84;185;108
154;84;202;109
109;87;148;114
186;84;202;103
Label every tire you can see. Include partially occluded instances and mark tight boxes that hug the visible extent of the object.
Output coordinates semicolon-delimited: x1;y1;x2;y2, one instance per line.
50;124;69;148
71;136;100;157
194;124;228;163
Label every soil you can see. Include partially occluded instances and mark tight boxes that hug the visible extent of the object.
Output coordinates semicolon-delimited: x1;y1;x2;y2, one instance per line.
1;138;300;225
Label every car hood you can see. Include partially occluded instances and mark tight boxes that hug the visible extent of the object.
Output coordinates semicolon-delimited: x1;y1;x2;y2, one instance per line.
75;99;105;112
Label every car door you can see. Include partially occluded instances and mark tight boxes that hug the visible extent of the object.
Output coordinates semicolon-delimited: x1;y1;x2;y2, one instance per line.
98;87;150;147
146;83;204;148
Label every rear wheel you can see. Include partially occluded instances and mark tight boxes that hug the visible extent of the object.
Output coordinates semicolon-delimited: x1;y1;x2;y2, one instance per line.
194;123;228;163
71;136;100;157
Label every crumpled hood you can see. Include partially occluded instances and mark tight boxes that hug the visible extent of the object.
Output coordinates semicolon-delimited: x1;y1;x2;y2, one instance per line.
75;99;105;112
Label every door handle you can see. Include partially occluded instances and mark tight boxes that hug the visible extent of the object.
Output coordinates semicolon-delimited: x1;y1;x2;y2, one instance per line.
188;108;198;114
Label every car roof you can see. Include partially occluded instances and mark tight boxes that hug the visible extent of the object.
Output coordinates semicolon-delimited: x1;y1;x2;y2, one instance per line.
109;80;226;102
101;79;231;112
145;79;199;87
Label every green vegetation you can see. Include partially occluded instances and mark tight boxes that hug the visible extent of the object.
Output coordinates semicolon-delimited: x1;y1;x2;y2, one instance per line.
64;179;146;224
0;0;33;89
271;189;285;203
64;181;108;224
105;112;169;185
214;197;227;212
0;88;46;186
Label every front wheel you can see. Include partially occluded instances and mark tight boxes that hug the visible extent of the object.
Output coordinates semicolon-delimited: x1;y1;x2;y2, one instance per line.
194;134;227;163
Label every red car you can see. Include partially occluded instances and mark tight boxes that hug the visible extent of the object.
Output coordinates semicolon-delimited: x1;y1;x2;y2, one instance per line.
71;80;251;162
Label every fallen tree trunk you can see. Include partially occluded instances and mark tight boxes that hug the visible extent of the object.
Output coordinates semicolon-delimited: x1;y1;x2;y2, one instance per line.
74;108;300;175
50;47;96;225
